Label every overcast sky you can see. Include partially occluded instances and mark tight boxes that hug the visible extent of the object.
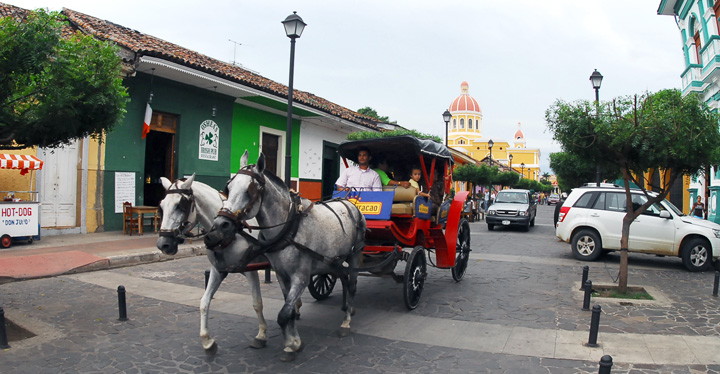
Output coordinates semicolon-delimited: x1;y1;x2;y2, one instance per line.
7;0;683;173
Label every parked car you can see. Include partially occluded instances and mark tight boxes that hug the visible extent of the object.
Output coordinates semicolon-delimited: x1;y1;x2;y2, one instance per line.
486;189;537;231
555;185;720;271
547;194;560;205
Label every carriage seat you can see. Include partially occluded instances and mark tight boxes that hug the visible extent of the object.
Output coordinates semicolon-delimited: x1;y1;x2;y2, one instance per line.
383;186;417;215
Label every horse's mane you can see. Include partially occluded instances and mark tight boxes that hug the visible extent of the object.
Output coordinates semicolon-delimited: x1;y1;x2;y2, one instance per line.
262;169;288;192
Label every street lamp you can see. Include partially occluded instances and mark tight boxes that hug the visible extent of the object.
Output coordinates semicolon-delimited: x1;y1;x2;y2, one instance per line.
521;162;525;178
442;110;452;147
509;154;513;170
590;69;603;186
488;139;494;160
282;11;306;188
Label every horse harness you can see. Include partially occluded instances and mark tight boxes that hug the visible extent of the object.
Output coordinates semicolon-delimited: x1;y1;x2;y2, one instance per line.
218;165;364;270
158;181;213;241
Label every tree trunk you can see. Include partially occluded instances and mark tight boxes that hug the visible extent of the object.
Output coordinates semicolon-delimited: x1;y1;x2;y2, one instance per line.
619;216;631;294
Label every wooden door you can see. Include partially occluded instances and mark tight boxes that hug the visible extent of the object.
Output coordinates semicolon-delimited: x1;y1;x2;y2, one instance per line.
261;132;280;176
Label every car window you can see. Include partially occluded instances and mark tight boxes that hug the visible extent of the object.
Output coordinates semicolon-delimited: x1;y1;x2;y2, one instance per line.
604;193;626;212
496;192;528;204
574;192;596;208
592;192;606;210
630;194;665;216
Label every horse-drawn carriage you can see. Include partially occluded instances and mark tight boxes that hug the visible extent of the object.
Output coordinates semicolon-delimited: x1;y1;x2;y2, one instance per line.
158;135;470;361
311;135;471;309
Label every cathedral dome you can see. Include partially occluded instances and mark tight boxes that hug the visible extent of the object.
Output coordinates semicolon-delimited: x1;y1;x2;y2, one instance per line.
449;81;482;113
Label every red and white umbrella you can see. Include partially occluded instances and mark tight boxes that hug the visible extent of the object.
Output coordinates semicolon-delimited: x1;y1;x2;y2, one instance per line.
0;154;44;175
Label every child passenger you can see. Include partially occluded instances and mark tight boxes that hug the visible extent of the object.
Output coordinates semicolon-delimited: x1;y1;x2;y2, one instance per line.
409;167;431;198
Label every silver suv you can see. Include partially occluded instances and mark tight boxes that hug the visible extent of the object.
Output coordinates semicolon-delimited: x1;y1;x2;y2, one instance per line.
487;189;537;231
555;185;720;271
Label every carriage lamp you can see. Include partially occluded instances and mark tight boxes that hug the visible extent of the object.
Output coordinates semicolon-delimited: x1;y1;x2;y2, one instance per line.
442;110;452;146
282;11;306;188
488;139;494;160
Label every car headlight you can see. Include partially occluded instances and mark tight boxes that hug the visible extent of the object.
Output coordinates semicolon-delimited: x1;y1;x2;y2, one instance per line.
518;211;527;216
488;210;496;215
713;229;720;238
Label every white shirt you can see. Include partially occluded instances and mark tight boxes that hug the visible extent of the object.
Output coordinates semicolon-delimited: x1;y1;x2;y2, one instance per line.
335;165;382;191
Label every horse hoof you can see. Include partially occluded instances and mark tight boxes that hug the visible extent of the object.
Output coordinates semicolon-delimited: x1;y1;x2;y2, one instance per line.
338;327;351;337
249;338;267;349
204;342;218;356
280;351;297;362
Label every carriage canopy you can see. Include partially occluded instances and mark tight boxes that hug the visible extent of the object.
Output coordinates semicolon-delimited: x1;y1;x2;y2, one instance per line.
337;135;454;167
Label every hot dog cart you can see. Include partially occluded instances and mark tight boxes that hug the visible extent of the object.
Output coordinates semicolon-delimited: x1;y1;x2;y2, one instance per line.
0;154;43;248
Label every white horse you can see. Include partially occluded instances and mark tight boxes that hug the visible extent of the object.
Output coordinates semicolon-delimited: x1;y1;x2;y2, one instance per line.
204;151;366;362
156;175;271;352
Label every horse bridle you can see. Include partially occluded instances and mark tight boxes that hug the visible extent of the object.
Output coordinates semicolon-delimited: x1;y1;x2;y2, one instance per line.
217;165;266;229
158;184;199;241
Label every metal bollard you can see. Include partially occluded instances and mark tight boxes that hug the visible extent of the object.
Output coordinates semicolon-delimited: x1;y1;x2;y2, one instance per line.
598;354;613;374
713;271;719;297
581;265;589;291
117;286;128;321
0;307;10;349
204;270;210;289
582;280;592;311
587;304;601;347
264;268;272;284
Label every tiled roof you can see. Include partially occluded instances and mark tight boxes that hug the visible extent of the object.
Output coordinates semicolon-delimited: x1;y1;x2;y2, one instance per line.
0;3;378;129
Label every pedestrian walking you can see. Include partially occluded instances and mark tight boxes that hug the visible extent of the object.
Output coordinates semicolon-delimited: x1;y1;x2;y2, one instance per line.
691;196;706;219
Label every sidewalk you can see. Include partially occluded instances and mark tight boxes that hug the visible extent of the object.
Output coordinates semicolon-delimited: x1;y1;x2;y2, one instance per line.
0;231;204;283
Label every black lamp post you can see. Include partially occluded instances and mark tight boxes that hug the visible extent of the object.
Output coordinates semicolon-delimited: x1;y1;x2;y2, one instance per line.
282;11;306;188
509;154;513;171
488;139;494;161
590;69;603;186
442;110;452;147
521;162;525;179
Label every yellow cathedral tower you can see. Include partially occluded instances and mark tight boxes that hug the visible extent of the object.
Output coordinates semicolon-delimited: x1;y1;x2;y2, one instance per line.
447;81;541;180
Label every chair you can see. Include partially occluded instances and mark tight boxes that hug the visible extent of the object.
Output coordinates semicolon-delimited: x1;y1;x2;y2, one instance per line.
142;209;160;233
123;202;139;236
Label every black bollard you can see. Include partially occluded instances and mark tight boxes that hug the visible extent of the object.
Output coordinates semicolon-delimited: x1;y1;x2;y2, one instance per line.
581;266;589;291
117;286;128;321
204;270;210;289
713;271;719;297
264;268;272;284
598;354;613;374
582;280;592;311
587;304;601;347
0;307;10;349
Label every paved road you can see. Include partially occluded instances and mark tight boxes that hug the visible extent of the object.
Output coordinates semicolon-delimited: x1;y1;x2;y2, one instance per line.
2;205;720;373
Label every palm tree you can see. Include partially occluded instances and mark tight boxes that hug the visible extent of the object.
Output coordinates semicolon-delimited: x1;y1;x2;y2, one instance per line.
541;172;551;182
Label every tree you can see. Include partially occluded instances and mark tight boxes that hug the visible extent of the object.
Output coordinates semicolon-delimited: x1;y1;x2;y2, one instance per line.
493;171;519;190
0;9;128;150
453;163;499;194
549;151;620;192
357;106;396;124
347;129;442;144
546;89;720;292
541;172;551;182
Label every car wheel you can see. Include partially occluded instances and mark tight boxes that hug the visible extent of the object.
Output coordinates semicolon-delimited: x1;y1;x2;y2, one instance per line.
681;238;712;272
571;229;603;261
487;224;494;231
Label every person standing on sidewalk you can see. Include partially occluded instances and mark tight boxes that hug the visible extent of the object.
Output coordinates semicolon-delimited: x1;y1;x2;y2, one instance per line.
691;196;706;219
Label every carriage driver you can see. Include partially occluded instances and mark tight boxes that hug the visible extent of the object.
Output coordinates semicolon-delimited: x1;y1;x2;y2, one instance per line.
335;147;382;191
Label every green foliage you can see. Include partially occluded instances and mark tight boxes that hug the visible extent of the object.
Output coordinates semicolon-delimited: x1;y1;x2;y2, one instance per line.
452;163;498;187
0;9;128;149
548;151;620;191
493;171;519;189
347;129;442;144
357;106;397;124
513;178;550;192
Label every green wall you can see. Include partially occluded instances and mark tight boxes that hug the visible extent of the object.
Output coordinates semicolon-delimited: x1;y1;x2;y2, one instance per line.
102;73;235;231
230;103;299;174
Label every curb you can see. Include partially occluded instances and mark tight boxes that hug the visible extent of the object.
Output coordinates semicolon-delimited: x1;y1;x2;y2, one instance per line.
66;244;207;275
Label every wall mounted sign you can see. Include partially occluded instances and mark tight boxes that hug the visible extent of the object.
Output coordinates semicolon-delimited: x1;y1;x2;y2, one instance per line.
199;120;219;161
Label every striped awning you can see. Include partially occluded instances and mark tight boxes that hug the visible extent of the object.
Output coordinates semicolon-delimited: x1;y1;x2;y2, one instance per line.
0;154;44;174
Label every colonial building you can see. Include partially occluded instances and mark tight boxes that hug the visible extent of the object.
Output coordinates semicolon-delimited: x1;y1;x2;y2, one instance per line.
446;81;541;180
0;4;380;235
658;0;716;218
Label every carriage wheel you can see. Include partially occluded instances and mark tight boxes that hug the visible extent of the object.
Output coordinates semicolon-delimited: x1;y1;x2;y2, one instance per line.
308;273;337;301
403;246;426;310
1;235;11;249
451;219;471;282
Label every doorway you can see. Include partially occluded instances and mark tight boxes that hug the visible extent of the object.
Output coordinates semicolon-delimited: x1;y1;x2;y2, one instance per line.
261;132;280;176
144;112;177;207
321;141;339;200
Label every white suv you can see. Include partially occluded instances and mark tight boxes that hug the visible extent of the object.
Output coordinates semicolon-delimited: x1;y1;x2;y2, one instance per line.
555;186;720;271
